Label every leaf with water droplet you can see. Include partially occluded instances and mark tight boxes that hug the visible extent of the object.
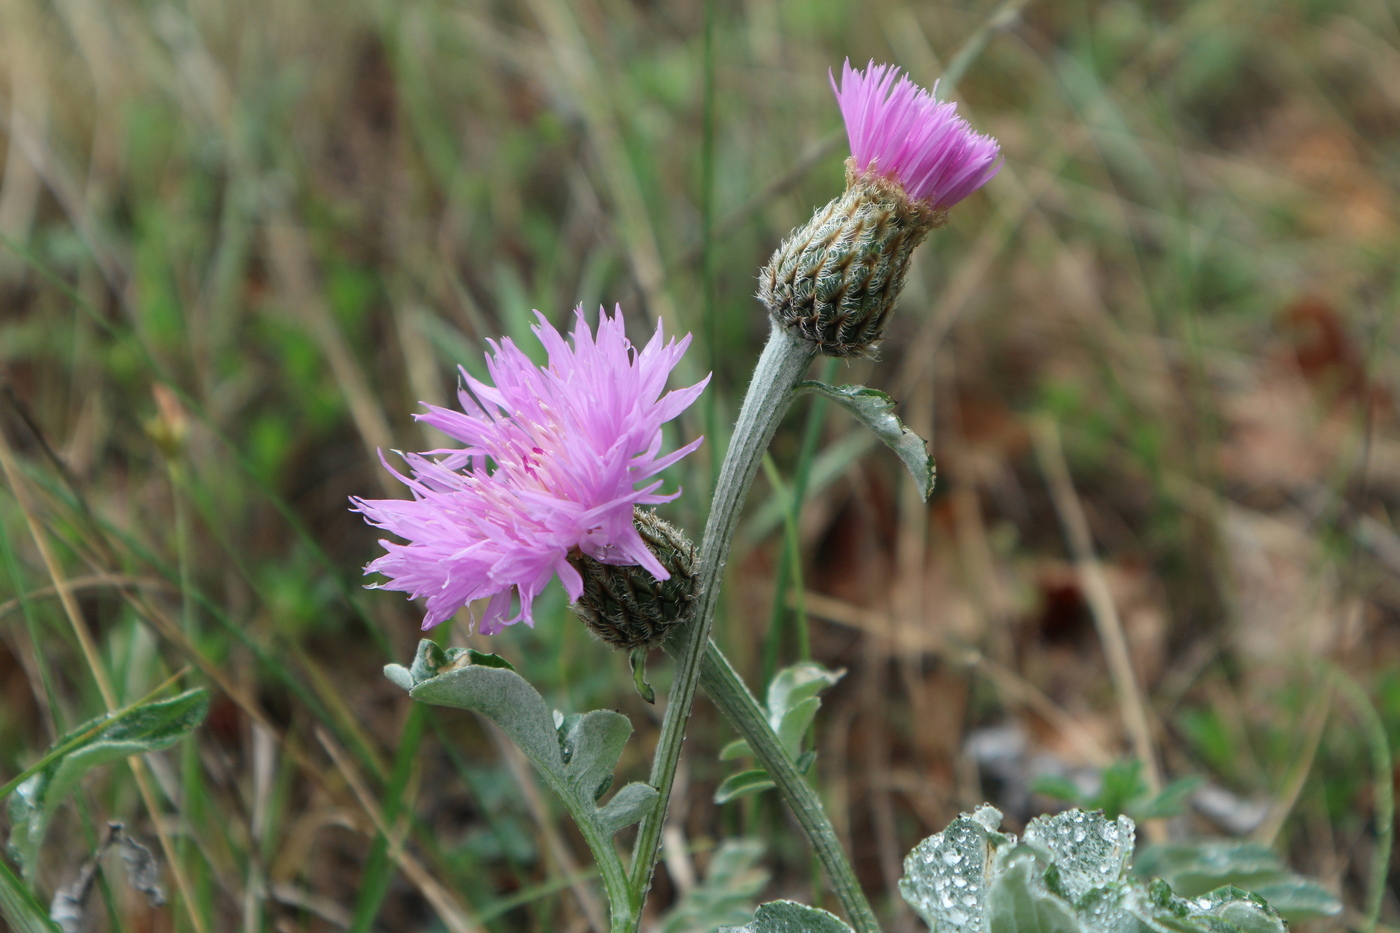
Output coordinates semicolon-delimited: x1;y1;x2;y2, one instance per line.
1022;810;1135;902
798;382;935;499
899;807;1005;932
1132;840;1340;920
986;852;1081;933
717;899;855;933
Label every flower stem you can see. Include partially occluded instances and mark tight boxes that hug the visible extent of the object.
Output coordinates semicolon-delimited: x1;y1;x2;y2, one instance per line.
628;325;816;913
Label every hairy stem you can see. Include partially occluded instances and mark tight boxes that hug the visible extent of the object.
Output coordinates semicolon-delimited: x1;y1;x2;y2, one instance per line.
628;325;815;914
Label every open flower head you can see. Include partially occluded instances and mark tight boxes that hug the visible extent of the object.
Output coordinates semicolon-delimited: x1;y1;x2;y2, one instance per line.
354;306;709;634
833;59;1001;211
759;61;1001;357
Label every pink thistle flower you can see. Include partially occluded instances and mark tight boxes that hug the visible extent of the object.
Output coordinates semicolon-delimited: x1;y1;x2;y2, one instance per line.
353;306;710;634
832;59;1001;211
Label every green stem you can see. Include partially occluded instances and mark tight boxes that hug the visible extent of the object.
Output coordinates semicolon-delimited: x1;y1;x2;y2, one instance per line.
700;642;881;933
1332;670;1393;933
629;325;816;914
540;767;636;933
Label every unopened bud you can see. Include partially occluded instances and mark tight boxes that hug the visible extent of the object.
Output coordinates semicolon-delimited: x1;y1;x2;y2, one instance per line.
758;162;942;358
145;384;190;460
569;509;699;650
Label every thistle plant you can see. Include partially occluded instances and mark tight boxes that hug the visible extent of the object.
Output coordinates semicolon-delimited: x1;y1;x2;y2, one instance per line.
357;62;1324;933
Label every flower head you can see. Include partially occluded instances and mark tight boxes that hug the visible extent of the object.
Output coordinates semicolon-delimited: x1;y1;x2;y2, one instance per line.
832;60;1001;211
354;306;709;634
758;62;1001;357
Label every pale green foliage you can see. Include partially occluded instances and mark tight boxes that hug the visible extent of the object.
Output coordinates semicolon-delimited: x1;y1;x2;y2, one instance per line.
798;382;935;500
5;690;209;880
716;662;844;803
718;899;858;933
898;807;1294;933
387;640;658;841
1133;841;1341;921
659;840;769;933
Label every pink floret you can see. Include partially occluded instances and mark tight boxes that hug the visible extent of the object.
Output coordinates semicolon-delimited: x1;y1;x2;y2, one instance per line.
832;60;1002;210
353;306;709;634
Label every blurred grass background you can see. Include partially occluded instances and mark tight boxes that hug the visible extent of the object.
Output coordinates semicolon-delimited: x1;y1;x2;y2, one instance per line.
1;0;1398;930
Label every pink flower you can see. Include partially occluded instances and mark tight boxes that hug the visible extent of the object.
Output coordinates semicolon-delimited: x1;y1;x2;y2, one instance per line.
832;60;1001;210
354;306;709;634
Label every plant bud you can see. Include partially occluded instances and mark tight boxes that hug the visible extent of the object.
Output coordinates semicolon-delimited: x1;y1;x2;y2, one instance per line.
758;162;943;358
569;509;699;650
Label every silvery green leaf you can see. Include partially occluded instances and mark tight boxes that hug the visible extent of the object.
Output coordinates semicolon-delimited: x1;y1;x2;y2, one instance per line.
719;663;842;801
383;664;415;691
799;382;935;500
986;852;1082;933
594;782;661;838
1132;841;1340;920
720;739;753;760
409;661;562;769
1248;881;1341;920
5;690;209;879
714;770;776;804
776;697;822;757
718;899;856;933
400;642;656;840
899;805;1005;932
659;839;768;933
560;711;631;802
1169;886;1287;933
901;807;1312;933
1022;810;1135;901
766;662;845;724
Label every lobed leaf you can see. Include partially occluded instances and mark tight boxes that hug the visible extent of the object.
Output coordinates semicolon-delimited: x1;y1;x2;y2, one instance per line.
391;640;656;843
899;808;1299;933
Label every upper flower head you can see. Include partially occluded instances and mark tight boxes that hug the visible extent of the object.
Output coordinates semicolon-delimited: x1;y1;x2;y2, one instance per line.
832;60;1001;211
353;306;709;634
